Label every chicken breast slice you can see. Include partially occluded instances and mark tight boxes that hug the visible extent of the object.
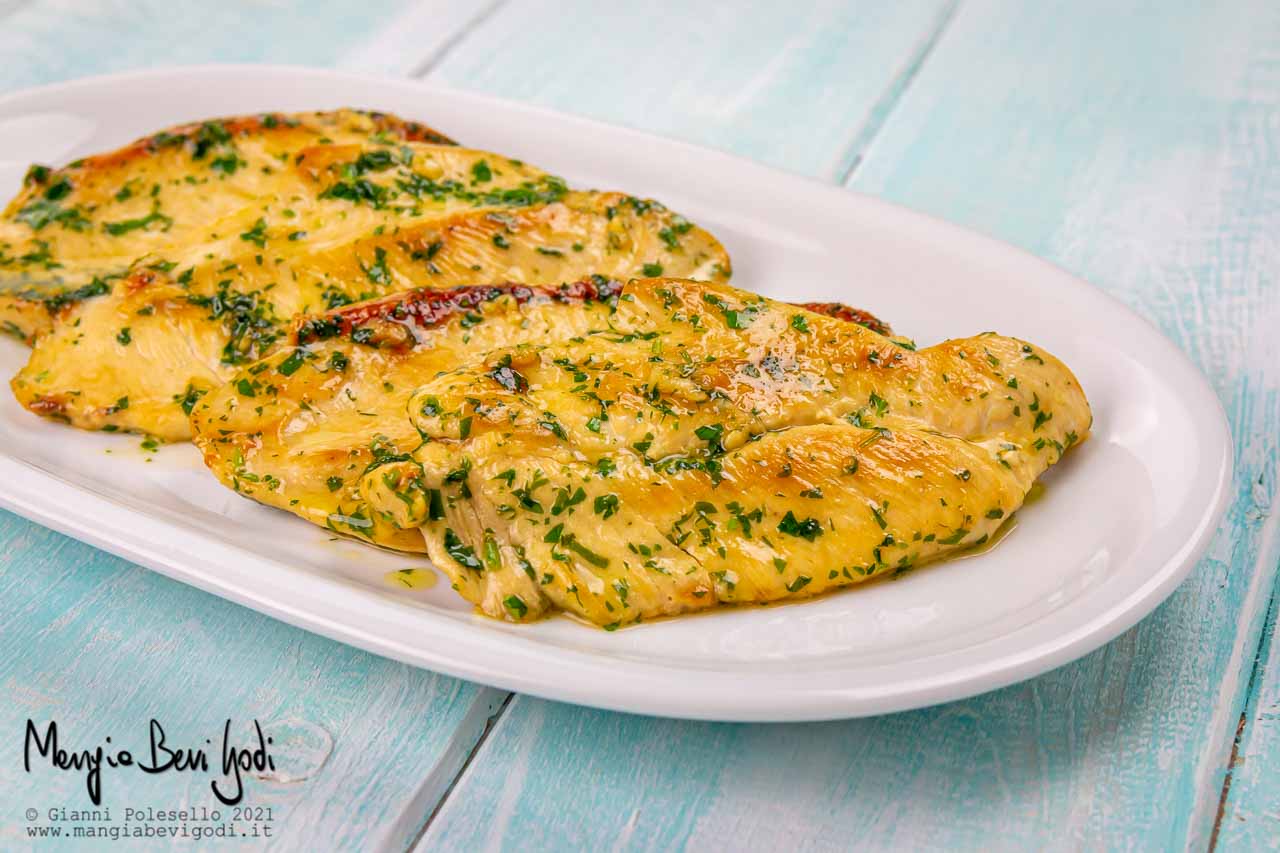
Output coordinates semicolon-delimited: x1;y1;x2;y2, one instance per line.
370;276;1089;626
193;278;886;553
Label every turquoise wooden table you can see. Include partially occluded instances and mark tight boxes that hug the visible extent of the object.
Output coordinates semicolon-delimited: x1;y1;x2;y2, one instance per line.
1;1;1277;850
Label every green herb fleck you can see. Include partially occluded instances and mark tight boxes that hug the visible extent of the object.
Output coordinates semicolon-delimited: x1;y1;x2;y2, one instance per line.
777;510;823;541
443;529;482;570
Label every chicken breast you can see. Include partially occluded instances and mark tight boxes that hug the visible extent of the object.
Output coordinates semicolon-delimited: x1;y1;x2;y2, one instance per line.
361;277;1089;627
191;278;889;553
7;124;730;439
1;108;452;342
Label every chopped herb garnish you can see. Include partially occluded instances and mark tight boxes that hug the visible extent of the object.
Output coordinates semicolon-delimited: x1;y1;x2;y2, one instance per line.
594;493;620;519
694;423;724;451
277;348;306;376
488;355;528;393
174;384;206;415
563;534;610;568
361;246;391;285
483;534;502;569
786;576;812;593
777;510;823;541
238;218;268;247
105;208;173;236
443;529;482;570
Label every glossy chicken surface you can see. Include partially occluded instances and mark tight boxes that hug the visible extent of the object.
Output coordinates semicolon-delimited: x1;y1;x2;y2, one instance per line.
4;112;730;440
1;109;452;341
191;279;889;553
357;277;1089;627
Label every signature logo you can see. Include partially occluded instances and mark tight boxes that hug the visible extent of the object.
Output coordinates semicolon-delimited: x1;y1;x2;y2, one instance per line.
24;719;276;806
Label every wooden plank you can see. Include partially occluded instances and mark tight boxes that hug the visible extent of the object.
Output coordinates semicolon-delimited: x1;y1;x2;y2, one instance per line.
0;4;514;849
0;1;955;848
427;0;958;180
0;514;508;851
337;0;507;78
849;3;1280;845
0;0;415;90
1216;528;1280;850
419;1;1280;849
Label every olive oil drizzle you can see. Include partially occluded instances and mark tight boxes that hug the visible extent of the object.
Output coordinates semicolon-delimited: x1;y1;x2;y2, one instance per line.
384;567;438;590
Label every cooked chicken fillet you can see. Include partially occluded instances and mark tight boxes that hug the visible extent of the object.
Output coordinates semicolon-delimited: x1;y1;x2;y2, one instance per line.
362;277;1089;627
191;278;889;553
1;109;452;342
5;115;730;439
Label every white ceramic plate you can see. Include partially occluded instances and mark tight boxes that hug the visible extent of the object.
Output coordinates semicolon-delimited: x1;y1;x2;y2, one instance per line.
0;66;1232;721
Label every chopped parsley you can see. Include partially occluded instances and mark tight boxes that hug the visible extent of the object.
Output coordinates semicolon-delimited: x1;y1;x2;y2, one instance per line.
105;208;173;236
594;493;620;519
443;529;482;571
277;348;306;376
238;218;268;247
777;511;823;541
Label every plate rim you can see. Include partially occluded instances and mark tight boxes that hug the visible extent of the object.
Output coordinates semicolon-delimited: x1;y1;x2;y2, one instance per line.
0;63;1235;721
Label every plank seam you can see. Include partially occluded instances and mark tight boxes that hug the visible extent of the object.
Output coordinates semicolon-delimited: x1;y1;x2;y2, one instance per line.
1209;545;1280;851
376;686;512;852
836;0;962;184
1190;499;1280;850
411;0;508;79
1210;711;1249;852
407;690;515;850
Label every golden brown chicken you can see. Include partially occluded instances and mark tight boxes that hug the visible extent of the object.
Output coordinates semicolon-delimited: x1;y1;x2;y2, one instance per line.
191;279;889;553
4;113;730;440
1;108;452;342
355;277;1089;627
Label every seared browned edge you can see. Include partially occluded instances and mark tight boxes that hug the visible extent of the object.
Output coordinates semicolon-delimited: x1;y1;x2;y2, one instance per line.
801;302;891;335
19;109;455;190
290;278;891;348
293;276;626;346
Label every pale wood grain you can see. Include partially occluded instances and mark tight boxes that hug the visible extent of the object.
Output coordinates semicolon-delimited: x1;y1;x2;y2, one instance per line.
420;1;1280;849
0;0;413;90
0;3;511;850
850;3;1280;844
426;0;957;180
0;2;958;850
1216;516;1280;850
0;514;509;851
337;0;507;78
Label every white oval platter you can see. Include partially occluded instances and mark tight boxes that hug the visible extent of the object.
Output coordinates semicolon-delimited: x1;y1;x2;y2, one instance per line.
0;66;1232;721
